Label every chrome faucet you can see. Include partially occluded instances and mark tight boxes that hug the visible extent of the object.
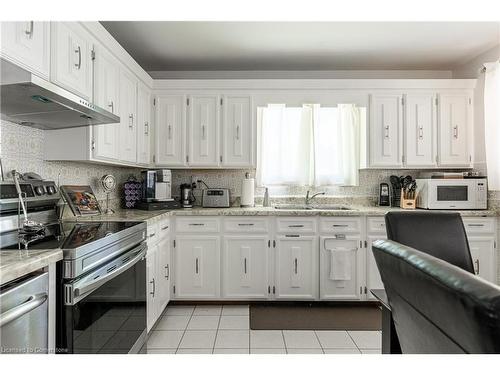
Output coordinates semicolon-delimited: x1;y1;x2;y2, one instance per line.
305;190;325;205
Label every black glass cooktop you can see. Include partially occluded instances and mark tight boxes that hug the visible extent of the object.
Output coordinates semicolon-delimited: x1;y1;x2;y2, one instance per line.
3;221;144;250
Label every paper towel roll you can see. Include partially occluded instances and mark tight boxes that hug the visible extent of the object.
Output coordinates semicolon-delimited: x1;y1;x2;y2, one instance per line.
241;177;255;207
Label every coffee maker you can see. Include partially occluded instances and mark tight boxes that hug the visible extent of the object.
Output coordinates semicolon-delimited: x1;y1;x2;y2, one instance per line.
180;183;196;208
137;170;180;210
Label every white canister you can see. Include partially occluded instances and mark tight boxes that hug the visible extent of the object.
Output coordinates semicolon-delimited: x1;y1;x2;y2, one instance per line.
240;173;255;207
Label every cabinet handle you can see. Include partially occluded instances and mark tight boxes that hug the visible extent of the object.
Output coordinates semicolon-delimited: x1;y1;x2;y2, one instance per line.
332;224;348;227
244;258;247;274
202;125;206;140
468;224;484;227
288;224;304;228
453;125;459;139
129;114;134;129
195;258;199;274
189;223;205;226
144;122;149;135
238;223;254;226
294;258;298;274
74;46;81;69
150;278;155;297
165;264;169;280
25;21;34;38
161;225;169;230
474;259;480;275
108;101;114;113
384;125;390;138
148;233;156;238
236;125;240;140
168;124;172;139
273;240;276;248
418;125;424;140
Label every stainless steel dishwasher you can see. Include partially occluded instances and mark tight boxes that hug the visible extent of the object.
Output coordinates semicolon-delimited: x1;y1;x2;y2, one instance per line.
0;272;49;354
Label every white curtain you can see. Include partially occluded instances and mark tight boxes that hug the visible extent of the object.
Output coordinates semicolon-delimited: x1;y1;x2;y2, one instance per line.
484;61;500;191
257;104;313;186
257;103;362;187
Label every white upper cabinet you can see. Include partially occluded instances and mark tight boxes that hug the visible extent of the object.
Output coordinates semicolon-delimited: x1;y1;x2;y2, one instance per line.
136;84;151;165
0;21;50;79
274;235;318;300
404;93;437;167
155;95;187;167
92;44;120;161
437;93;472;167
119;69;138;163
221;95;253;167
369;94;403;167
188;95;220;167
50;22;93;99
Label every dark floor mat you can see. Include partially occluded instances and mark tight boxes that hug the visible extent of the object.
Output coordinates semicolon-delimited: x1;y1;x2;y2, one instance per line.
250;303;382;330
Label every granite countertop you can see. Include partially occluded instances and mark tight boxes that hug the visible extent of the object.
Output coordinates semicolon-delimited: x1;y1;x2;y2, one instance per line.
0;249;63;285
66;205;499;223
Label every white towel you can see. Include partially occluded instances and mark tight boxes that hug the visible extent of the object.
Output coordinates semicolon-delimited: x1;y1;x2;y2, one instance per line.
328;247;352;281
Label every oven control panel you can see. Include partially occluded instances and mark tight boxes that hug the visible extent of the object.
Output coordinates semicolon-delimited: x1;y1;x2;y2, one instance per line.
0;180;60;212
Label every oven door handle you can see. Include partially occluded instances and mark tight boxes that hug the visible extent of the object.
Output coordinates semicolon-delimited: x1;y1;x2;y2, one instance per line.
0;293;48;328
72;244;147;300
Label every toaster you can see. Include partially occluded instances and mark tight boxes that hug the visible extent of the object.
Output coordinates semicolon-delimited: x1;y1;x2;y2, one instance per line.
202;188;230;208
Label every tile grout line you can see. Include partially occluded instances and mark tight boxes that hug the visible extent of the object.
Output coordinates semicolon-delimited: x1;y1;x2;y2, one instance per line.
281;330;288;354
346;331;361;353
313;331;325;354
212;307;223;354
175;306;195;354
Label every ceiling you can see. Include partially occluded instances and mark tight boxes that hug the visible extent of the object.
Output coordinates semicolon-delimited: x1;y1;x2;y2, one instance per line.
100;22;500;72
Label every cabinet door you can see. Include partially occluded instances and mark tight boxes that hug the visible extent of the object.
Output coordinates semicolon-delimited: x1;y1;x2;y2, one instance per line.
155;95;187;166
146;244;159;332
405;93;436;167
50;22;92;99
188;95;220;167
157;237;171;313
92;45;120;161
366;235;386;301
222;95;253;167
275;236;318;300
0;21;50;79
438;93;471;167
369;94;403;167
118;70;137;163
468;237;496;283
136;84;151;165
174;236;220;299
320;236;363;300
222;236;270;299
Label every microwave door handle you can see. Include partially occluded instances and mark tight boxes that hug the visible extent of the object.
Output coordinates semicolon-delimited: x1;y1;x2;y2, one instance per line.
72;245;147;301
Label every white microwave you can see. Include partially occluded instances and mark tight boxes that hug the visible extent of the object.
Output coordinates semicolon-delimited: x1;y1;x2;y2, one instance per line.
415;178;487;210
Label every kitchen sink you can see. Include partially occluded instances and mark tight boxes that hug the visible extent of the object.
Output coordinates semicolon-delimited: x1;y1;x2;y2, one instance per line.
274;204;355;211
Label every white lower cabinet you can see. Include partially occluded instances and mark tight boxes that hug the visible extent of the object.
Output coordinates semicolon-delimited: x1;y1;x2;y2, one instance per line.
320;235;363;300
157;237;171;313
222;236;270;299
274;235;318;300
365;235;386;300
146;242;159;332
174;235;220;299
468;237;496;282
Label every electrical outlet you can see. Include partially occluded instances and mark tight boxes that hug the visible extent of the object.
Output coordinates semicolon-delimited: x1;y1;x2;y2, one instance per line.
190;175;200;187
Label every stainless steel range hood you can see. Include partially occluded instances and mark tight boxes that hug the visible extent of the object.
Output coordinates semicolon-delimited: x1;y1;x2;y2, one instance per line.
0;59;120;130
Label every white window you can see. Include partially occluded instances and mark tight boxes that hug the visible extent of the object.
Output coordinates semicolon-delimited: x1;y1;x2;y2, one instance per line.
256;103;365;187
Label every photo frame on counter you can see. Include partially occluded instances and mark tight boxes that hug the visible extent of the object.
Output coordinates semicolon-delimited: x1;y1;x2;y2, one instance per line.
60;185;102;216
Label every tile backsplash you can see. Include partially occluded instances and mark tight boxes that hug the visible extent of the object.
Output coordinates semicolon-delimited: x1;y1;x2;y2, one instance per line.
0;120;140;209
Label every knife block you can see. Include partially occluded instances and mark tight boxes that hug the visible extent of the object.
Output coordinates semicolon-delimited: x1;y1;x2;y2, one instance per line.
400;188;417;209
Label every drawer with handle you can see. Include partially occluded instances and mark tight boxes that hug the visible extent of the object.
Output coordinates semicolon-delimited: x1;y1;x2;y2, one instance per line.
276;218;317;233
175;217;220;233
224;218;269;233
158;219;171;239
367;217;387;233
462;218;496;234
320;217;362;233
146;223;159;245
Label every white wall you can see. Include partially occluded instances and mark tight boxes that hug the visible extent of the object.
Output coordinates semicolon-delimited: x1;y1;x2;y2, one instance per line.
149;70;453;80
452;45;500;176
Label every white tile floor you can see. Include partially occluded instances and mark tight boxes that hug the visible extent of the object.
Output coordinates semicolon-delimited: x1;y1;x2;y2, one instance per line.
142;304;382;354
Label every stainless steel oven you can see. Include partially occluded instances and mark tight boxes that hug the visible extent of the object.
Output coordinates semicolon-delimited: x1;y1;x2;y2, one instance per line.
57;243;147;354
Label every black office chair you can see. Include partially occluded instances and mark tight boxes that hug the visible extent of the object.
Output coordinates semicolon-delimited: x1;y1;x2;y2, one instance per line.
372;239;500;353
384;211;474;273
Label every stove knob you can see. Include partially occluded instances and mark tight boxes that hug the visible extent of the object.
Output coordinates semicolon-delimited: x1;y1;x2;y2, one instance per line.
34;186;45;196
46;186;56;195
